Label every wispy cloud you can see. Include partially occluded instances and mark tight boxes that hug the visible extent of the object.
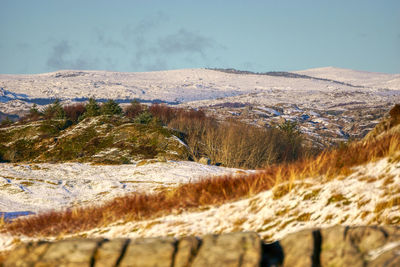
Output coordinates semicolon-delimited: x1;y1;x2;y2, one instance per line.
157;28;216;57
95;28;126;50
119;12;223;71
46;40;96;70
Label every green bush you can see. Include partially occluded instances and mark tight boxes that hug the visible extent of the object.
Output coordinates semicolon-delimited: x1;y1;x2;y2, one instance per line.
80;98;100;119
100;99;122;116
28;104;42;121
134;111;153;124
43;99;65;120
0;117;13;127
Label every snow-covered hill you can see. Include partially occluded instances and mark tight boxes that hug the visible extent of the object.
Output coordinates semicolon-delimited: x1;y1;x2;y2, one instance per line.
1;67;399;145
0;68;399;106
294;66;400;90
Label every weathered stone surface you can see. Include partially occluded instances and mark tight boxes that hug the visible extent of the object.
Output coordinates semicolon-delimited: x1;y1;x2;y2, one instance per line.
174;236;200;267
191;232;261;267
368;243;400;267
3;242;49;267
36;239;100;267
198;157;211;165
280;228;315;267
119;237;176;267
94;239;129;267
320;225;365;267
2;227;400;267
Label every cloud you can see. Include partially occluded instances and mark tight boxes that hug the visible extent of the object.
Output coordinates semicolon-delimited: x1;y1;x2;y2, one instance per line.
95;28;126;50
120;12;223;71
46;40;96;70
157;29;215;57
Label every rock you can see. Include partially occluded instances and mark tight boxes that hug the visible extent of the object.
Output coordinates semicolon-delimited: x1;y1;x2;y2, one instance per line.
3;241;49;267
280;228;318;267
2;227;400;267
94;239;129;267
174;236;200;267
119;237;176;267
368;246;400;267
191;232;261;267
320;225;364;267
36;239;100;267
198;157;211;165
320;226;400;267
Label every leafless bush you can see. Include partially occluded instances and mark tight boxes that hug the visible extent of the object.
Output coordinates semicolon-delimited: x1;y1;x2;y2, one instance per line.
124;100;144;119
64;103;86;122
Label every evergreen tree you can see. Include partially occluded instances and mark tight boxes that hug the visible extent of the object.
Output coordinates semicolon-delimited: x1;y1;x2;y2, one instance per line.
100;99;122;116
0;117;13;126
44;99;65;120
134;111;153;124
28;104;42;120
82;98;100;118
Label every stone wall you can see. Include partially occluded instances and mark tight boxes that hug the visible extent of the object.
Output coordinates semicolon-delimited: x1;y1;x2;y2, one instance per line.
2;225;400;267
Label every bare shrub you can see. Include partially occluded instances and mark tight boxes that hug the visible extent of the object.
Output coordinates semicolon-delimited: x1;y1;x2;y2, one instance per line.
149;104;177;125
125;100;143;119
389;104;400;126
64;103;86;123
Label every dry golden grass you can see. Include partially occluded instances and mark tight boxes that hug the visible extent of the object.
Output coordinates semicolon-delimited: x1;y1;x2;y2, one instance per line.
1;132;399;237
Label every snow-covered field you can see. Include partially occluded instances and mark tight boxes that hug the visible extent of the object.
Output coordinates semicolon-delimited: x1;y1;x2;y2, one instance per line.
0;161;250;213
75;157;399;242
1;67;399;109
1;156;398;252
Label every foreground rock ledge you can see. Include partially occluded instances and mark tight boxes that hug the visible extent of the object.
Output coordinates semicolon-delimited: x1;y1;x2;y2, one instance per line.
3;226;400;267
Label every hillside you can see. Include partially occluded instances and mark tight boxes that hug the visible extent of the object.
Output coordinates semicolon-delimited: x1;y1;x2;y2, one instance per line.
0;109;399;255
1;67;399;146
0;115;189;164
294;66;400;89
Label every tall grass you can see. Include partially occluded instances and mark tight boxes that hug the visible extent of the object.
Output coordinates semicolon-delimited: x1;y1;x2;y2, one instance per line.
2;131;399;237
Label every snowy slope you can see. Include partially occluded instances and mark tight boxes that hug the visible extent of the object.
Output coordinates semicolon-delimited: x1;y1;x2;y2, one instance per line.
1;156;398;252
0;68;398;106
79;157;400;242
0;161;251;213
294;66;400;90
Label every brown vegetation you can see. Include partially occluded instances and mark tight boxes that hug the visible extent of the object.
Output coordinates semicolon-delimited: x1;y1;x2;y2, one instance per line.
149;104;308;168
2;130;399;237
63;103;86;122
124;100;144;119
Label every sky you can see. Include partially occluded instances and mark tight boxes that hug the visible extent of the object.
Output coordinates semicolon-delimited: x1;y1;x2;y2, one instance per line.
0;0;399;74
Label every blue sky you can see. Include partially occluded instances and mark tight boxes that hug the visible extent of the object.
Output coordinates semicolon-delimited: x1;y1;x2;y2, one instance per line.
0;0;399;74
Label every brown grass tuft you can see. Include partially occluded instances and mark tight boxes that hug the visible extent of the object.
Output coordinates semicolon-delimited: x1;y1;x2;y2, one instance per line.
2;132;399;237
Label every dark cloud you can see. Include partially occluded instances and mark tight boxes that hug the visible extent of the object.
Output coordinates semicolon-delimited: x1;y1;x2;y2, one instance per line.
124;13;168;70
46;40;96;70
157;29;215;57
123;12;169;41
120;12;222;71
129;27;220;71
95;28;126;49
